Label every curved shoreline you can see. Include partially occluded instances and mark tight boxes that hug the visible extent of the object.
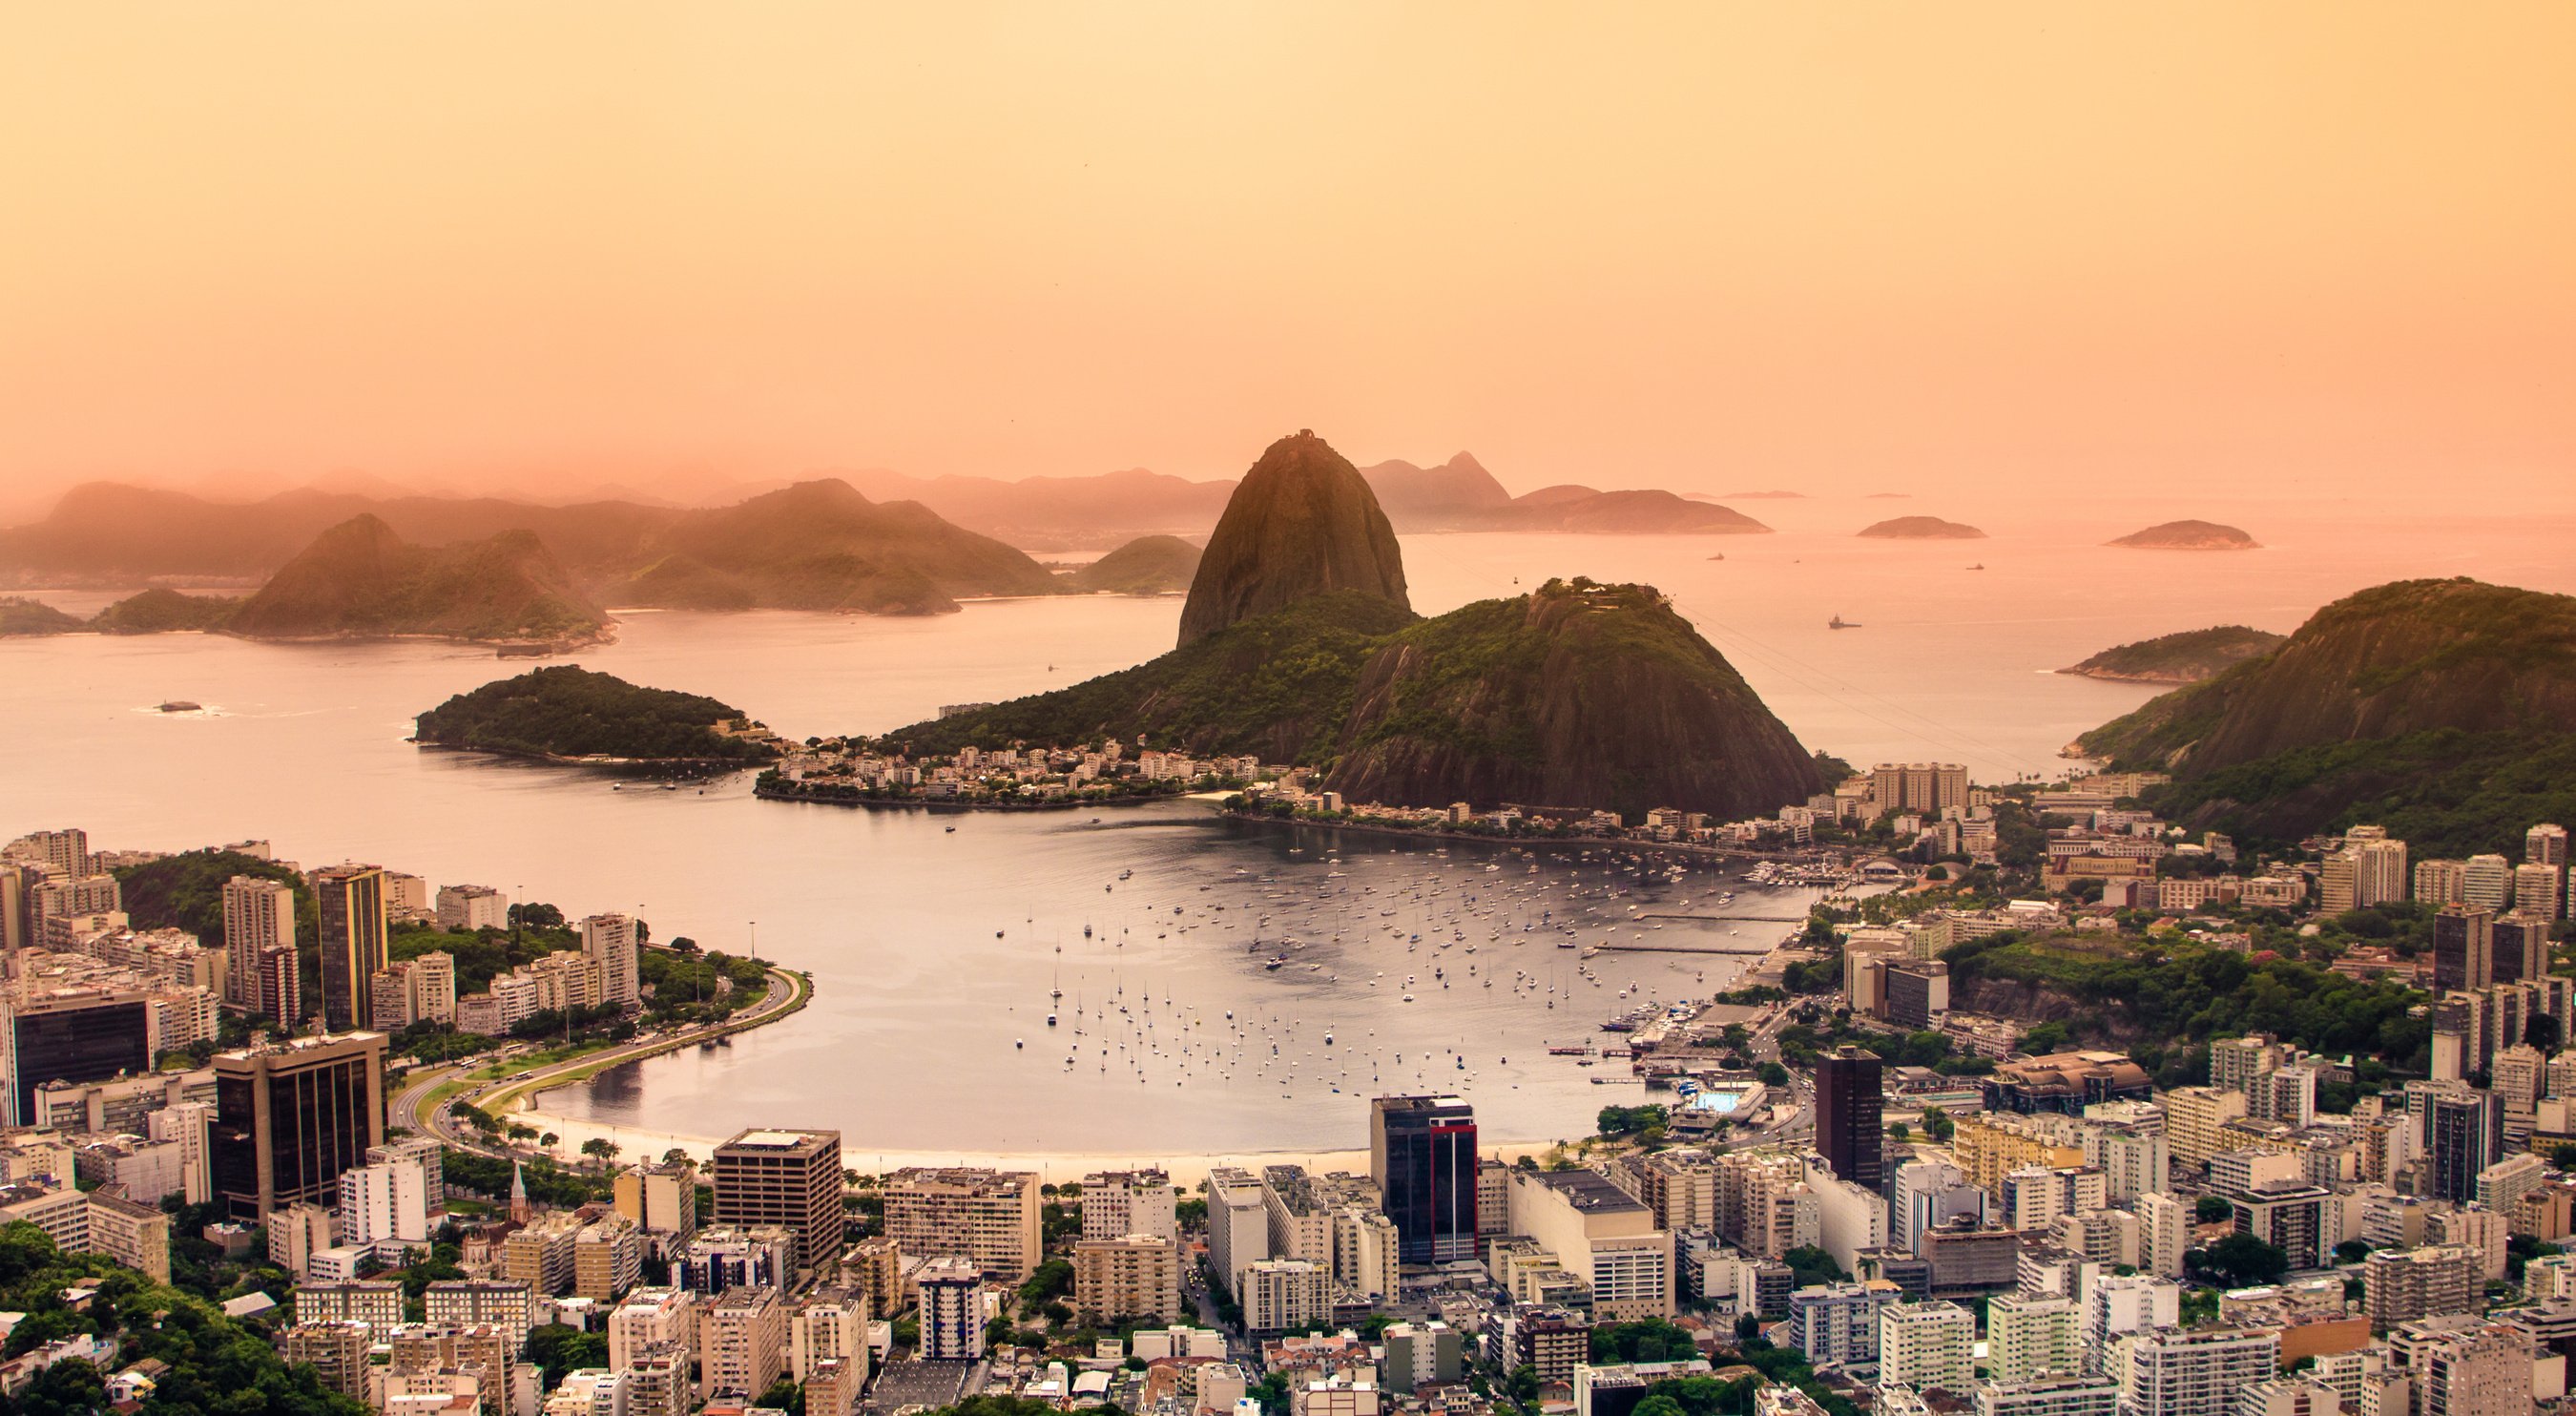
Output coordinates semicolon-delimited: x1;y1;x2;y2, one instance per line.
753;781;1217;812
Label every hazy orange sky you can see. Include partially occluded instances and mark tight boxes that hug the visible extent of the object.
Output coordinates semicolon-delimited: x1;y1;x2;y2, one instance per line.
4;3;2570;510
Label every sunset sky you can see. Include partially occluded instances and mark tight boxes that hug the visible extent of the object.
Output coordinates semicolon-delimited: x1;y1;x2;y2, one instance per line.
3;3;2569;510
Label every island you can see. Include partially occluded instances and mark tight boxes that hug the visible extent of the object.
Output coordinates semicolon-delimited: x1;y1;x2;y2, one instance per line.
89;587;239;634
1857;515;1986;540
414;664;782;763
2106;518;2260;550
2058;624;2285;684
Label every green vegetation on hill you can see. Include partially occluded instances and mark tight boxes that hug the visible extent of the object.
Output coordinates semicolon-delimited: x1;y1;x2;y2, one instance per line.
90;587;239;634
115;849;323;1016
1942;930;2428;1072
2078;579;2576;855
413;665;778;762
888;578;1823;819
2059;624;2285;684
892;591;1417;764
0;595;85;635
0;1219;364;1416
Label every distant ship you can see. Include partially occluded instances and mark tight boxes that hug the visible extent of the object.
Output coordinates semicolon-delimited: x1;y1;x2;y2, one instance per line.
1828;615;1860;630
1966;562;1984;571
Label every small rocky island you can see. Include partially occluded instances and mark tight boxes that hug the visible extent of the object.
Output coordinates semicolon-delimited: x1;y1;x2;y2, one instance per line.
415;665;780;763
2059;625;2286;684
1857;515;1985;540
2106;519;2259;551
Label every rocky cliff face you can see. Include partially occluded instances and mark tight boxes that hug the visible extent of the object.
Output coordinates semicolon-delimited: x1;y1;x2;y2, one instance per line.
1176;431;1411;647
225;514;611;644
2080;578;2576;774
1324;579;1822;821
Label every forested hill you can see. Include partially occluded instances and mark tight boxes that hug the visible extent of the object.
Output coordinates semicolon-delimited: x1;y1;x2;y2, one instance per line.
414;665;779;762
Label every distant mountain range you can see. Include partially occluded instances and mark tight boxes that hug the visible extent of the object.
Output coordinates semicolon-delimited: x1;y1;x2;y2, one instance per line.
0;448;1776;591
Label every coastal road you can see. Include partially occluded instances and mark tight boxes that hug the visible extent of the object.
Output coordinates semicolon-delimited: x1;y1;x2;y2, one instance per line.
391;963;809;1159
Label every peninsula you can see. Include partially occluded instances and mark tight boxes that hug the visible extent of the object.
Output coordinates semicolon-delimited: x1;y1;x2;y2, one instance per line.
2058;624;2285;684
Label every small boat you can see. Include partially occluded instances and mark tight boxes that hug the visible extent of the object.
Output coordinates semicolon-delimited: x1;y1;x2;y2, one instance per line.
156;700;202;713
1966;562;1984;571
945;825;958;833
1706;553;1725;562
1828;614;1860;629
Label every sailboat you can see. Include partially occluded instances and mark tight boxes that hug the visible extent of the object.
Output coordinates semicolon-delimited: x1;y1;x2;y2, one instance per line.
1828;614;1860;629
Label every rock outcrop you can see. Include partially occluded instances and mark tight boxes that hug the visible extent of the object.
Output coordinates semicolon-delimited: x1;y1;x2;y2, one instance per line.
1176;431;1410;647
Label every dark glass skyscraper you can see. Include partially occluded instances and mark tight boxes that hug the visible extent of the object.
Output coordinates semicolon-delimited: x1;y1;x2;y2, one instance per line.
2427;1092;2503;1203
1372;1095;1477;1264
212;1031;387;1219
3;989;151;1126
312;864;388;1031
1816;1045;1885;1192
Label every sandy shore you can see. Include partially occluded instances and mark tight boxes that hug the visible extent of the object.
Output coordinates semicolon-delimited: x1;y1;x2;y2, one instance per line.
500;1101;1554;1186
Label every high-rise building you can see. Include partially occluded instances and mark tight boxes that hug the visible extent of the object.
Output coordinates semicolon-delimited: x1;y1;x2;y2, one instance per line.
1372;1094;1478;1264
710;1128;843;1273
2461;855;2512;911
219;876;296;1011
2491;914;2550;984
435;884;509;933
253;943;301;1027
1;975;155;1126
2362;1245;2482;1331
210;1031;387;1219
616;1158;701;1246
580;913;640;1010
1985;1294;2082;1385
1240;1258;1332;1334
1071;1233;1182;1322
883;1167;1042;1281
2416;858;2469;906
2400;1319;2534;1416
608;1287;699;1371
2431;906;2495;993
2427;1093;2503;1203
2531;823;2571;868
1870;763;1968;816
310;864;388;1031
2513;864;2564;920
697;1284;787;1401
1878;1300;1975;1392
1080;1169;1176;1242
1207;1166;1271;1291
2109;1325;2278;1416
916;1257;986;1360
339;1156;430;1248
1815;1047;1884;1193
1505;1169;1674;1321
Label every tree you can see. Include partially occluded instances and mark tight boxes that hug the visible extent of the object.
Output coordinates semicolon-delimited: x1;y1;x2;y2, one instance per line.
2529;1013;2565;1054
1886;1122;1911;1142
1783;1245;1847;1290
1756;1062;1790;1087
2186;1233;2289;1289
2193;1195;2233;1223
539;1132;560;1149
580;1137;621;1163
756;1376;807;1414
2334;1239;2373;1265
1920;1106;1954;1143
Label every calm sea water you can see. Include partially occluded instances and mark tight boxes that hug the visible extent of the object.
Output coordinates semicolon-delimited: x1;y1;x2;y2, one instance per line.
5;498;2569;1153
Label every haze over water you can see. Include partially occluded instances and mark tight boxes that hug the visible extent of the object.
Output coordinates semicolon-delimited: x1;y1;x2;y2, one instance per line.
6;503;2573;1156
